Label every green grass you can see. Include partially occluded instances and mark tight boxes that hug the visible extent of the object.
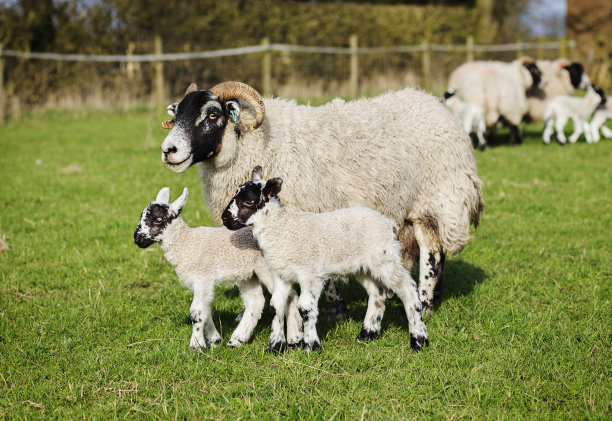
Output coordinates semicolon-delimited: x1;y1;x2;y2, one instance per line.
0;108;610;419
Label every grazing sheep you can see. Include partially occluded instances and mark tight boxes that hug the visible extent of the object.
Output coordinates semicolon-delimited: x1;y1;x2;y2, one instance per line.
442;90;487;150
448;58;544;145
133;187;303;350
526;60;590;122
222;167;428;353
542;84;606;144
590;100;612;142
160;81;484;316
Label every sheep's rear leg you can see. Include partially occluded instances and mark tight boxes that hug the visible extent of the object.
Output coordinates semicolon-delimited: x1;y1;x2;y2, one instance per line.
189;288;214;351
323;280;347;319
266;278;293;353
228;278;265;347
413;223;445;317
286;289;304;349
355;274;390;341
298;277;325;351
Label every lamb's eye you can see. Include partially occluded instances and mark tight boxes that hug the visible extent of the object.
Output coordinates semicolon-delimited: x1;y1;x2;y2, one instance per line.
243;201;255;208
153;218;164;225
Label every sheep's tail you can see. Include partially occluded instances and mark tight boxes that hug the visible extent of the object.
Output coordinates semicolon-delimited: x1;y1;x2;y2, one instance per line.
469;173;485;229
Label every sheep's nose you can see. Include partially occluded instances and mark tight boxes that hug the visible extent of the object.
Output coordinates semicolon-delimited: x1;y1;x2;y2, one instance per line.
162;145;177;157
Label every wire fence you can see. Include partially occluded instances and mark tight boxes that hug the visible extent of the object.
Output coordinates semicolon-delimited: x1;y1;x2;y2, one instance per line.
0;37;575;123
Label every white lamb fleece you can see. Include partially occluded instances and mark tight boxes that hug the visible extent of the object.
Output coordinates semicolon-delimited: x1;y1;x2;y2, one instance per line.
448;59;534;127
442;92;487;150
134;188;302;350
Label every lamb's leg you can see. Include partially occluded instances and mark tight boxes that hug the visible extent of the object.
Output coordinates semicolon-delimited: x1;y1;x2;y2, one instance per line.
266;277;292;353
323;280;347;319
189;287;214;351
555;117;568;144
285;289;304;349
413;222;445;317
601;125;612;139
583;121;594;143
542;119;554;144
298;277;325;351
569;118;583;143
203;313;222;346
228;277;265;347
355;274;390;341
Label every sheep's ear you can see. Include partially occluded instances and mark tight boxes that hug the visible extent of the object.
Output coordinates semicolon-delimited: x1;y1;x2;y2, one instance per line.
225;100;241;124
263;178;283;198
156;187;170;203
185;83;198;95
166;103;178;117
252;166;264;182
170;187;188;215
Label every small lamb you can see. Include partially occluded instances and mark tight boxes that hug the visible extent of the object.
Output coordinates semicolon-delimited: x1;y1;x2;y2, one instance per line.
590;100;612;143
442;90;487;150
134;187;302;350
542;84;607;144
222;167;428;353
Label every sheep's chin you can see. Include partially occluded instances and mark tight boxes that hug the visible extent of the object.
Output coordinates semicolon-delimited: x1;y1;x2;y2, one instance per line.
166;155;193;173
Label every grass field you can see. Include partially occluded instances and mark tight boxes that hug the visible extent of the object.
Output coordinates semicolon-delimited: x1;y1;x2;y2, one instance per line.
0;108;610;419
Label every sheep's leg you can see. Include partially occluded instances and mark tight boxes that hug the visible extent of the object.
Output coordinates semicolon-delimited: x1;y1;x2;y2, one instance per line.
508;123;522;145
413;222;444;317
266;277;292;353
285;289;304;349
569;118;583;143
323;280;347;319
601;125;612;139
476;126;487;151
555;117;568;144
298;277;325;351
189;287;214;351
228;277;265;347
355;274;390;341
583;121;594;143
203;313;222;346
542;119;554;144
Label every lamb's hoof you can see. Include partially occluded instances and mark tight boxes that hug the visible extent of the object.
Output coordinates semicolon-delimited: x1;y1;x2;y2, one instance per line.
357;327;380;342
265;341;286;354
234;310;245;325
288;340;303;350
227;338;244;348
303;340;321;352
410;335;428;352
478;144;487;151
326;299;348;320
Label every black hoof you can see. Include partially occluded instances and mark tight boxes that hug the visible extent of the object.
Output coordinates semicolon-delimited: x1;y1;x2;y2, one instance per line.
478;144;487;151
211;338;222;345
410;335;428;352
357;327;380;342
265;341;286;354
326;299;348;320
288;341;303;350
234;310;245;325
303;340;321;352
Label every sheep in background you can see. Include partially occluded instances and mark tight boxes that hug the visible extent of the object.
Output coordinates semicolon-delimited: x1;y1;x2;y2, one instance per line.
160;81;484;316
590;100;612;142
441;90;487;150
526;60;590;122
133;187;303;350
222;167;428;353
542;84;606;144
448;57;544;145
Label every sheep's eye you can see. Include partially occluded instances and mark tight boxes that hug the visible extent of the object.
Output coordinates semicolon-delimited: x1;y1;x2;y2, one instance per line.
153;218;164;225
208;113;218;120
243;201;255;208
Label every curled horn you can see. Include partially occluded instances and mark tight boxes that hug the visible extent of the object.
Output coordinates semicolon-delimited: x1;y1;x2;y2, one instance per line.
161;83;199;129
209;81;265;128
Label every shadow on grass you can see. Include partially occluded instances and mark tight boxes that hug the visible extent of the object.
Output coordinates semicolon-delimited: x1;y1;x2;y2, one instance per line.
173;259;487;344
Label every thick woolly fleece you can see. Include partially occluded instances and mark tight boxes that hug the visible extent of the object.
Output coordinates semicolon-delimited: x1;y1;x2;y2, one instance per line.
154;218;303;350
448;60;534;126
245;198;428;352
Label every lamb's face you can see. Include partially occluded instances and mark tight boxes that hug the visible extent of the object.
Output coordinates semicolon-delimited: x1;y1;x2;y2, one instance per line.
222;167;283;230
134;203;175;248
160;91;232;173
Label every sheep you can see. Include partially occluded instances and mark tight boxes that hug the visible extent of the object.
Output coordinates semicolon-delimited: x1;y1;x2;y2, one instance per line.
542;84;606;144
590;100;612;143
133;187;303;350
447;58;544;145
441;89;487;150
526;60;590;122
159;81;484;316
221;166;429;353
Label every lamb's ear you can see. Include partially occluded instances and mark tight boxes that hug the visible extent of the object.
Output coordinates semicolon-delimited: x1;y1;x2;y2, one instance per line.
263;178;283;198
156;187;171;203
225;100;241;124
252;166;264;182
170;187;189;215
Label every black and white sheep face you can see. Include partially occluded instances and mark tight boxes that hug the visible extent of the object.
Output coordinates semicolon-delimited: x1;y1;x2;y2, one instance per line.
222;167;283;230
134;187;188;248
563;62;589;90
161;91;239;173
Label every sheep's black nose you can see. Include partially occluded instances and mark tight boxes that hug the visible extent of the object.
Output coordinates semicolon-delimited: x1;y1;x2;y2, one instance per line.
163;146;177;157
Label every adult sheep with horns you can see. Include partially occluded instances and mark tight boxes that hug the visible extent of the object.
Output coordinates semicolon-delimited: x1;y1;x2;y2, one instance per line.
160;81;484;316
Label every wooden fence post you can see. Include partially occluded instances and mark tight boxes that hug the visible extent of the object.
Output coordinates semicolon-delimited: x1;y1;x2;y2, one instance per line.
466;35;474;62
154;35;164;111
261;37;271;97
421;40;431;92
349;34;359;98
0;44;4;125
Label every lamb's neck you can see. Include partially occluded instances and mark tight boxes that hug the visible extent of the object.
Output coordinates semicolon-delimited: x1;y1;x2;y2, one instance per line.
249;198;285;241
158;217;190;259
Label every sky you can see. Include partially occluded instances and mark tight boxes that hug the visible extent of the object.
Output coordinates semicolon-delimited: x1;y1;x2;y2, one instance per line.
520;0;567;37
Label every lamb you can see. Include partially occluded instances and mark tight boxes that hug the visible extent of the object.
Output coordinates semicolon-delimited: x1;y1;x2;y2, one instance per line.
160;81;484;316
526;60;590;122
542;84;606;144
133;187;303;350
590;100;612;142
447;58;544;145
441;89;487;150
222;166;428;353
